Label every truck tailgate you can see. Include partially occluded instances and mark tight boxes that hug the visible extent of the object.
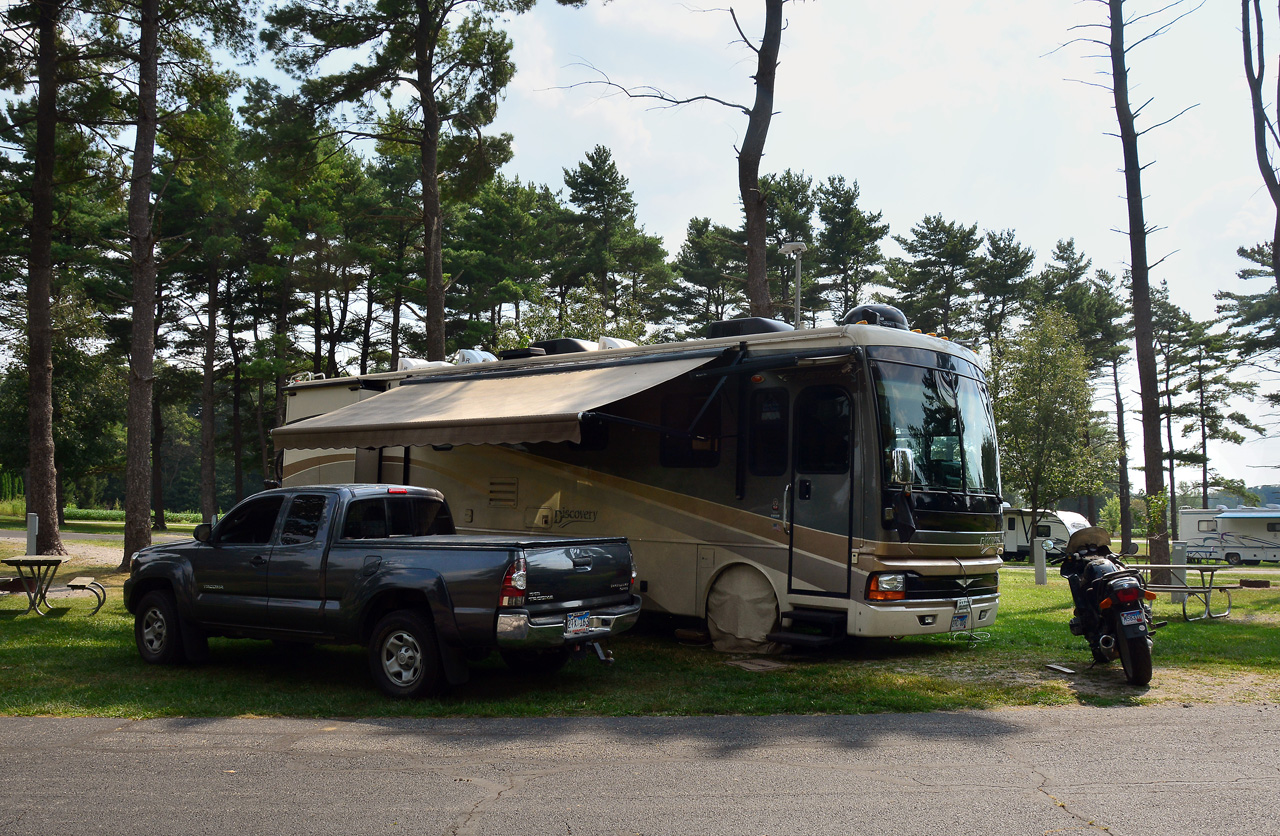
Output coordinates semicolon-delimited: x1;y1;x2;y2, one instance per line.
522;540;634;613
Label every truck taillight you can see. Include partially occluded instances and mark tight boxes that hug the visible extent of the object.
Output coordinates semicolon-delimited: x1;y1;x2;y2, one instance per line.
500;556;527;607
631;563;637;589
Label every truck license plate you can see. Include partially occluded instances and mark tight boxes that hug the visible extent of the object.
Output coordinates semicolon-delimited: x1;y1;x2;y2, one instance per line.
566;611;590;635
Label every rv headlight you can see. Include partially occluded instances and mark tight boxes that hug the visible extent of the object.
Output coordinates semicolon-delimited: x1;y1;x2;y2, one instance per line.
868;572;907;601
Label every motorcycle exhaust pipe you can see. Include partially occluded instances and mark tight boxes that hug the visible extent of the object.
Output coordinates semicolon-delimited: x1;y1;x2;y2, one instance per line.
1098;634;1116;652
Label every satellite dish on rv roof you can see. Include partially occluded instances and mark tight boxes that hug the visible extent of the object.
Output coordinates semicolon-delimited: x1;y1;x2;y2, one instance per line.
842;304;910;330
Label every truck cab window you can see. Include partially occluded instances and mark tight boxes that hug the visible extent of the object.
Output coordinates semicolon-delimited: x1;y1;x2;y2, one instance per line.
342;499;387;539
217;497;284;544
280;495;328;545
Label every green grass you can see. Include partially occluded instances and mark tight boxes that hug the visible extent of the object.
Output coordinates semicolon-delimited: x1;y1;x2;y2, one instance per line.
2;566;1277;718
0;517;196;537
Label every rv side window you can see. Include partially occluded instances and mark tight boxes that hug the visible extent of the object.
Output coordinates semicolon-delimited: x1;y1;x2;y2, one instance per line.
749;388;789;476
1035;524;1051;537
1198;520;1217;532
1269;523;1280;532
1008;517;1016;531
660;394;720;468
794;386;851;474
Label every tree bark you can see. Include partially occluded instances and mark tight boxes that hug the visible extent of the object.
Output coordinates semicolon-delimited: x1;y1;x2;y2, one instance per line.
740;0;783;318
228;317;244;504
121;0;161;570
27;0;67;556
151;392;166;530
1108;0;1168;571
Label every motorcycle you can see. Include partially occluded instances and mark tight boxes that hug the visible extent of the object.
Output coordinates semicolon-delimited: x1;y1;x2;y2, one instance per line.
1045;526;1161;686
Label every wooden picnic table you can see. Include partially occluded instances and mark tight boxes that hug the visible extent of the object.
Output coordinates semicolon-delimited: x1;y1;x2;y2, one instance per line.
1137;564;1238;621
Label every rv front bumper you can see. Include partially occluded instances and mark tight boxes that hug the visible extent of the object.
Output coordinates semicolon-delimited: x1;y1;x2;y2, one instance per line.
496;595;643;648
853;593;1001;636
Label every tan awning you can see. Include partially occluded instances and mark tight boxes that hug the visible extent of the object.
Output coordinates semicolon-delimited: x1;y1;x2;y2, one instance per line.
273;355;715;450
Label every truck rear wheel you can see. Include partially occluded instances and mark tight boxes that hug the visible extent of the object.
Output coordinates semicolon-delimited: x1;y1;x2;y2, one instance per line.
368;610;444;699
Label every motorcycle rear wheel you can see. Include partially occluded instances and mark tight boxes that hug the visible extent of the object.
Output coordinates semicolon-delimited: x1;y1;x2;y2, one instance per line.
1117;633;1153;686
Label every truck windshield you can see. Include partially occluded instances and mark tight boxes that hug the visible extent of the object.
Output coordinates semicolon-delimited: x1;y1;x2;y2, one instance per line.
870;359;999;495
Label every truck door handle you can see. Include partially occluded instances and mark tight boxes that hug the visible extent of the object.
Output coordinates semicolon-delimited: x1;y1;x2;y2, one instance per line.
251;555;268;567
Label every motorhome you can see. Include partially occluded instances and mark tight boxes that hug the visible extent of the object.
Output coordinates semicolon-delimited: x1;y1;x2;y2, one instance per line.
273;309;1004;648
1178;505;1280;565
1001;507;1091;561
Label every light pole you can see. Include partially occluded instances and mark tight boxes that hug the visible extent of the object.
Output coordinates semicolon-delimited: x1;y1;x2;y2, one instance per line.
779;241;808;328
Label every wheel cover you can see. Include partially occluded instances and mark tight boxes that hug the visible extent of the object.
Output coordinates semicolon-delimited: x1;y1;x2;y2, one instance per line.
141;607;167;655
380;629;422;687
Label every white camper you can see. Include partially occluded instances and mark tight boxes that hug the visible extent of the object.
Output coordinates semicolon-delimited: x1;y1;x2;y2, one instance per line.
274;312;1005;647
1001;507;1091;561
1178;505;1280;565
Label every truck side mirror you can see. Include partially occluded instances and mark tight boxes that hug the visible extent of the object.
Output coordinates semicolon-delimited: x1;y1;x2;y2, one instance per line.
194;523;212;543
890;447;915;486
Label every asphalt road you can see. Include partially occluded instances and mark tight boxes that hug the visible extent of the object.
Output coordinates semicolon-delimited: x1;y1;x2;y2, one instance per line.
1;705;1276;836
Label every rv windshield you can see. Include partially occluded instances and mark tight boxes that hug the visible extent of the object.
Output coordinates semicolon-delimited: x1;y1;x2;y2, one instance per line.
871;359;999;495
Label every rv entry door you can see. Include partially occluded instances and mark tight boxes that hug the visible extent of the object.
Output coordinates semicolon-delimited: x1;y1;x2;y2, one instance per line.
787;385;854;598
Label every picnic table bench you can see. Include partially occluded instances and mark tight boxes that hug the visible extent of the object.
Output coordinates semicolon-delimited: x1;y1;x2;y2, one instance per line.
1138;564;1240;621
67;576;107;615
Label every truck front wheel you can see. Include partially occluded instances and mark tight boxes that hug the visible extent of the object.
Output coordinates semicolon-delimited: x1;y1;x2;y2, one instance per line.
368;610;444;699
134;589;187;665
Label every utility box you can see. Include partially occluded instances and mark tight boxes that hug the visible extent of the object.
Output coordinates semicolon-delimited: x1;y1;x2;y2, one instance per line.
1169;540;1188;604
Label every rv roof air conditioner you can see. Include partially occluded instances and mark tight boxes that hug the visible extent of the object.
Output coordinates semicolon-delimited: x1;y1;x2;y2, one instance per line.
842;304;910;330
599;336;638;350
397;358;452;371
705;317;795;339
451;349;497;364
530;337;597;355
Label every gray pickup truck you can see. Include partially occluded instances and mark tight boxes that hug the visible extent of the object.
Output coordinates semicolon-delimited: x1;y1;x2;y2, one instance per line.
123;484;642;698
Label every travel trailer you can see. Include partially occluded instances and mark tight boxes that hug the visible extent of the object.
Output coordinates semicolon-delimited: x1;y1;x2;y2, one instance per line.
274;309;1004;647
1001;507;1091;561
1178;505;1280;565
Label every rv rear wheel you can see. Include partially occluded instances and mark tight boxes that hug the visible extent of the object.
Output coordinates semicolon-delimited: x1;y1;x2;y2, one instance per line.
705;565;783;654
1226;552;1243;566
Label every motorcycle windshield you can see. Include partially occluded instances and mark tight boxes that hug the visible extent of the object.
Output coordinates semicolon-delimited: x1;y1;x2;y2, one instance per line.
871;358;1000;496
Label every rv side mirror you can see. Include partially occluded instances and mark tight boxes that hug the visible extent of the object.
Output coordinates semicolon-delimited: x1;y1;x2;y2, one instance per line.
890;447;915;486
194;523;212;543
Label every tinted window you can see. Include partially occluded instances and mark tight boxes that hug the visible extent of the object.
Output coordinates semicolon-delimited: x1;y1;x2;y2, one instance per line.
1198;520;1217;532
660;393;720;468
280;494;328;545
1268;522;1279;533
342;496;455;539
342;498;388;539
1035;524;1051;537
1008;518;1016;531
794;386;850;474
217;497;284;545
749;388;788;477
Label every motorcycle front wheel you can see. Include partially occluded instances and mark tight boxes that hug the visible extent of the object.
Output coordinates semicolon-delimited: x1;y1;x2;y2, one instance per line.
1117;632;1153;686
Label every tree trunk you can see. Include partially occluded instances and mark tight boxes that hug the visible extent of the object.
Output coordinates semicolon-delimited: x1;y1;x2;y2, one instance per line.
1108;0;1168;572
1112;358;1133;552
200;265;218;522
227;313;244;504
416;0;447;360
151;393;166;530
1243;0;1280;294
27;0;67;556
740;0;783;318
121;0;160;569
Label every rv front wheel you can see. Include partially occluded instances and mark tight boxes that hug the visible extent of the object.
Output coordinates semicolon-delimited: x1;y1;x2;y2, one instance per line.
705;565;783;654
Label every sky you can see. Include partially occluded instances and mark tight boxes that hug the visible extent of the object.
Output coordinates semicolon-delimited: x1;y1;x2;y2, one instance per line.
473;0;1279;490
